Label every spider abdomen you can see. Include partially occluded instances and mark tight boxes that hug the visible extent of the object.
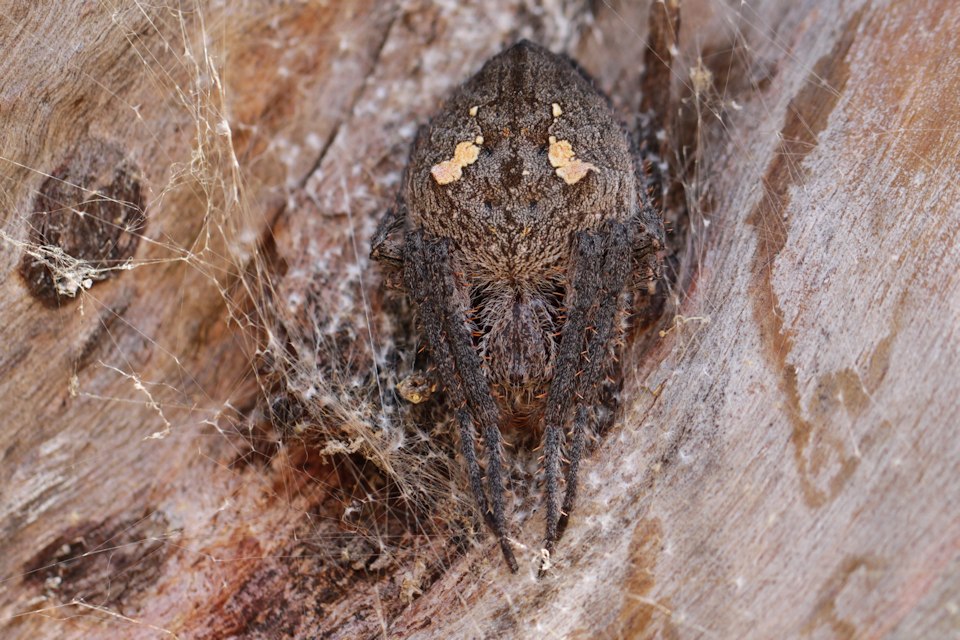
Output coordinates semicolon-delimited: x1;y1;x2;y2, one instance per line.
406;40;638;278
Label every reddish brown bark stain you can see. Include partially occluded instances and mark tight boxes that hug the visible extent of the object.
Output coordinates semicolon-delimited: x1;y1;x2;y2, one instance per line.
801;554;883;639
810;368;869;420
746;7;865;509
18;140;146;307
595;518;679;640
191;535;274;640
20;508;171;609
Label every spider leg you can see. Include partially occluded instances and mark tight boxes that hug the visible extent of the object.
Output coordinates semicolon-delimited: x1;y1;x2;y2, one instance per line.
544;221;632;551
370;202;407;289
455;408;496;531
403;230;519;572
542;232;604;548
554;404;589;543
401;246;491;525
559;224;633;541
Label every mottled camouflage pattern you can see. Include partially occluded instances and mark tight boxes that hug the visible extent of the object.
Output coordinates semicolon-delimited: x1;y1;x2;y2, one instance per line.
372;40;663;570
402;41;647;407
407;41;636;278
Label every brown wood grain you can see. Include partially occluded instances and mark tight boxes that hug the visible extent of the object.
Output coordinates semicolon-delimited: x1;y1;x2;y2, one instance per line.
1;1;958;638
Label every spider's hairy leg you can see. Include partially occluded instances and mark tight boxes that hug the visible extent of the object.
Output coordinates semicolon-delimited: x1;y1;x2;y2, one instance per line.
403;230;519;572
559;223;633;542
397;242;492;529
543;221;632;552
369;202;407;288
542;231;604;549
455;408;496;532
555;404;589;543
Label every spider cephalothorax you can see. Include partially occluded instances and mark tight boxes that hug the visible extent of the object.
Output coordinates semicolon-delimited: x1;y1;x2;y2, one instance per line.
372;40;663;572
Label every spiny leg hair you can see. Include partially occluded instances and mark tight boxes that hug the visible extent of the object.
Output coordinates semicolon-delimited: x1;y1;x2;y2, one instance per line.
403;230;519;572
544;220;632;552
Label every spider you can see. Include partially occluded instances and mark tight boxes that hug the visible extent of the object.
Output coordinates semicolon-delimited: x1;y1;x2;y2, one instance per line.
371;37;667;572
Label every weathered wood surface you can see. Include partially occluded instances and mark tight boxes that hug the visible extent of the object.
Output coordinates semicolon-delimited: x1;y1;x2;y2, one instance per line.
2;1;958;638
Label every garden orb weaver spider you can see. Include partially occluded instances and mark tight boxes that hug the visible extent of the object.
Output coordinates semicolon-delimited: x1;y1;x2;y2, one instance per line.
372;39;665;572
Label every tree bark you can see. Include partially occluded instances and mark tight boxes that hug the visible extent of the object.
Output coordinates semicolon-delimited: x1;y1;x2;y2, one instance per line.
2;1;958;638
